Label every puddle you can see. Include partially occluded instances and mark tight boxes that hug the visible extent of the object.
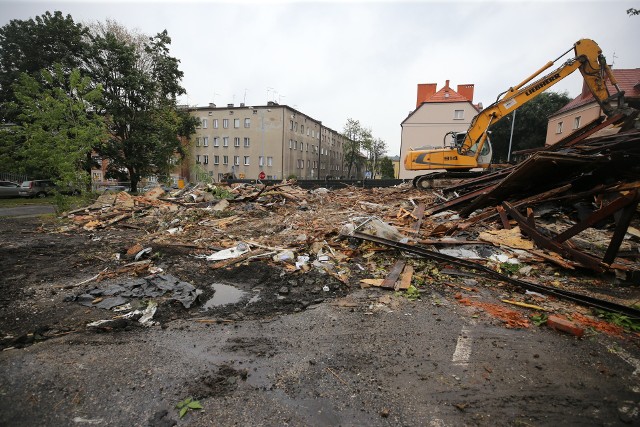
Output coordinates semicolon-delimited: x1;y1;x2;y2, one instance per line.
203;283;248;309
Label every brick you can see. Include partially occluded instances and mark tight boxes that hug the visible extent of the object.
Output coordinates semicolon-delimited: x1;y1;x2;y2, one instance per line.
547;315;584;338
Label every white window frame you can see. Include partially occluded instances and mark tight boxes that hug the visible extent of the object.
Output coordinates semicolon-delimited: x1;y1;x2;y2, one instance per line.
203;136;209;147
214;155;220;165
244;118;251;128
259;156;264;166
234;137;240;147
213;119;218;129
223;155;229;165
454;110;464;120
202;118;208;129
223;137;229;147
244;156;250;166
203;155;209;165
556;121;563;134
573;116;581;129
234;118;240;128
244;137;250;147
196;137;201;147
223;119;229;129
267;156;273;167
213;137;220;147
196;155;201;164
234;156;240;166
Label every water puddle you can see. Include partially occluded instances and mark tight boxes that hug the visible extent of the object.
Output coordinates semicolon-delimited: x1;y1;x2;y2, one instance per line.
203;283;247;309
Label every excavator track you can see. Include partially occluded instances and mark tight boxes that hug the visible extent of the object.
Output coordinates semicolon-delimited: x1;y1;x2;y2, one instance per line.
412;171;487;190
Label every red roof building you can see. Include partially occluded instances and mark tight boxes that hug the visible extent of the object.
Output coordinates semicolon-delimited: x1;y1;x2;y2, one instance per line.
546;68;640;146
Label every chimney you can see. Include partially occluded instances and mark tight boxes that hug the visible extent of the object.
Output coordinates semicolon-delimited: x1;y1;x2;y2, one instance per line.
457;84;474;102
227;103;234;108
416;83;437;107
208;103;216;108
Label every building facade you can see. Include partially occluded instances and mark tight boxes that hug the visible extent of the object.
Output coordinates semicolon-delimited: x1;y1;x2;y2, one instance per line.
399;80;480;179
189;102;349;182
546;68;640;146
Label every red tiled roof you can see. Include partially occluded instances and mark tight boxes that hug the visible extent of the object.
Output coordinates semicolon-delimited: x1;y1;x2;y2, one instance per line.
425;83;469;103
551;68;640;116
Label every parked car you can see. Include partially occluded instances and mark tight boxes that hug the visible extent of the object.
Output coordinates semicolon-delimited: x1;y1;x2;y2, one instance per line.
19;180;80;198
0;181;21;198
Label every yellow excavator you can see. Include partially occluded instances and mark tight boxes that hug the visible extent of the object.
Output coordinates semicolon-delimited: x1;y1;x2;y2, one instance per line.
405;38;631;190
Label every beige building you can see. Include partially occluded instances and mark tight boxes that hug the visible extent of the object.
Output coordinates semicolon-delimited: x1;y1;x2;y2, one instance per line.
189;102;349;182
399;80;480;179
546;68;640;146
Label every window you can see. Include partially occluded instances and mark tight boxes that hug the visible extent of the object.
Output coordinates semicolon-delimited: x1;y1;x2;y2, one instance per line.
294;140;298;150
234;118;240;128
301;125;304;134
223;155;229;165
196;137;201;147
244;156;250;165
234;156;240;166
223;137;229;147
213;137;220;147
454;110;464;120
259;156;264;166
295;122;298;131
202;118;208;129
244;118;251;128
290;120;294;130
203;137;209;147
289;139;293;149
203;155;209;165
234;137;240;147
556;121;563;134
297;159;304;169
214;155;220;164
223;119;229;129
307;129;310;136
213;119;218;129
573;116;581;129
267;156;273;167
244;137;250;147
307;160;310;168
196;155;201;164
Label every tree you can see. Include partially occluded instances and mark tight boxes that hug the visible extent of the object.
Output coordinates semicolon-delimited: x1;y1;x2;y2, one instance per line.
628;8;640;16
379;156;395;179
488;91;571;163
0;11;89;124
11;65;106;186
366;138;387;178
86;23;195;192
342;118;363;178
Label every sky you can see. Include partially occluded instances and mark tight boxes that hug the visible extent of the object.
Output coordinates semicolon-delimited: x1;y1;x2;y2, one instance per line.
1;1;639;157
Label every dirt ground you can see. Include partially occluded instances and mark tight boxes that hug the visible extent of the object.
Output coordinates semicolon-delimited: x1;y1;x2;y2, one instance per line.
1;186;640;426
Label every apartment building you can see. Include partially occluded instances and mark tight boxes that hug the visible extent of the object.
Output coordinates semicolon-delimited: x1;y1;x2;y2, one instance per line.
399;80;481;179
189;102;349;182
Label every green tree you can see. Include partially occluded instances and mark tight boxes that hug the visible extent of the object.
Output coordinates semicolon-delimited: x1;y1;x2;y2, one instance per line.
628;8;639;16
488;91;571;162
0;11;89;124
343;118;366;178
11;65;106;186
87;23;195;192
379;156;395;179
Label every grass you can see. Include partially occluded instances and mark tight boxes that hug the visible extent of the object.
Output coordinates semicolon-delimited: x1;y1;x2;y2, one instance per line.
0;193;98;212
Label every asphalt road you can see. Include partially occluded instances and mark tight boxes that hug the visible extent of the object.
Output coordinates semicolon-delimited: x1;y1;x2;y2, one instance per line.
0;204;55;217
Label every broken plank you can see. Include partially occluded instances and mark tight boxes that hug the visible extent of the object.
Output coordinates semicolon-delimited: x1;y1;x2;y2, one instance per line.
381;260;406;289
397;265;414;290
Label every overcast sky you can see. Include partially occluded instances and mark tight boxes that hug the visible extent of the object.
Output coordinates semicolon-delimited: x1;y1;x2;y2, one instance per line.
1;1;639;156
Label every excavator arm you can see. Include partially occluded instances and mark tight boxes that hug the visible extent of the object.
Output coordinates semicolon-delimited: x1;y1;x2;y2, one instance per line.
457;38;623;158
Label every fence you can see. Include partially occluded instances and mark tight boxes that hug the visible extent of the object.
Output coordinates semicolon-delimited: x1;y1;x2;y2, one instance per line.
0;172;28;183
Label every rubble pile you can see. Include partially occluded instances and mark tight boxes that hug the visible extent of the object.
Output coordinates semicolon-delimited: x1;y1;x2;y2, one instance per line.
56;129;640;338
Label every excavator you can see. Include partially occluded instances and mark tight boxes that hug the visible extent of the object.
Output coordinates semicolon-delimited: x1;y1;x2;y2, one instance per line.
405;38;632;190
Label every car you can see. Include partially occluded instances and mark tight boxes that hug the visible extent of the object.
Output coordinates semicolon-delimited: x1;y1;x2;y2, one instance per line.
19;180;57;198
0;181;20;198
19;180;80;198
